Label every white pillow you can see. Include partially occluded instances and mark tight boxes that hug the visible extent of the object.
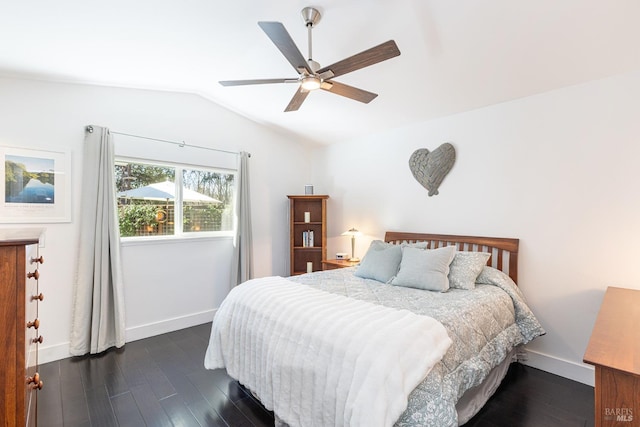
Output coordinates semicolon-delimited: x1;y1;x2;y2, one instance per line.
448;251;491;290
391;246;456;291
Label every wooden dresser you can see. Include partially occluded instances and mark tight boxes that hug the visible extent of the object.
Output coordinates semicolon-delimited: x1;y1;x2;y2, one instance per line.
0;230;43;427
584;286;640;427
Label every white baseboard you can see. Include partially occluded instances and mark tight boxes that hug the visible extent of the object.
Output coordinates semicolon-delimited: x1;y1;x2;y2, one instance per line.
125;309;216;343
39;342;73;365
38;309;217;364
522;348;595;387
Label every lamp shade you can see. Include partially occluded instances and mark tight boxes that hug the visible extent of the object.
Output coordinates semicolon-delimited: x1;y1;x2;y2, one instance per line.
341;228;362;237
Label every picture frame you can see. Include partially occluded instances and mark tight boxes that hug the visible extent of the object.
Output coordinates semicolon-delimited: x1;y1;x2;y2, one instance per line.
1;146;71;223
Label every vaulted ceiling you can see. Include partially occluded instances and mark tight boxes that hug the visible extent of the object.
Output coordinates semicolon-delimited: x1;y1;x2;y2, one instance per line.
1;1;639;145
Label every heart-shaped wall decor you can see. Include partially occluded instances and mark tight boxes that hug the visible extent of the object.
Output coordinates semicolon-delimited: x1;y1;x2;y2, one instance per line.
409;143;456;196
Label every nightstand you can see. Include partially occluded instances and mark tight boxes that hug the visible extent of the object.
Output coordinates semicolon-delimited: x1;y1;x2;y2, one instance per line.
321;259;359;270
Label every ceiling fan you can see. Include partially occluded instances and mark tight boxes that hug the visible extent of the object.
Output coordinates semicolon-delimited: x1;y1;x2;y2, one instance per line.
219;7;401;112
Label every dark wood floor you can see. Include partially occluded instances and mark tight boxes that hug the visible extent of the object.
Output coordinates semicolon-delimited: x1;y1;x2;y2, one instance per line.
37;323;594;427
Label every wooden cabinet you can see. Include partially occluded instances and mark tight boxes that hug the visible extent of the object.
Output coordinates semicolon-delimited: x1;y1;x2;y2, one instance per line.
321;259;359;271
1;230;43;427
584;286;640;427
288;195;328;276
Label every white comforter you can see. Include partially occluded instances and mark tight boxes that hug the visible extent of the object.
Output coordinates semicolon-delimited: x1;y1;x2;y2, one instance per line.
204;276;452;427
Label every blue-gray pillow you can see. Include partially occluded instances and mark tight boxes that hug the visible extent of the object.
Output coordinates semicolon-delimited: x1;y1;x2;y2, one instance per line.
391;246;456;291
354;241;402;283
448;251;491;290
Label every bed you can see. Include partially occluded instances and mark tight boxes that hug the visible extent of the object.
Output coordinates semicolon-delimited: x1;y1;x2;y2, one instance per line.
204;232;545;427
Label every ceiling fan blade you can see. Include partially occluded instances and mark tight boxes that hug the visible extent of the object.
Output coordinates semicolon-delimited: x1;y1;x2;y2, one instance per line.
284;86;310;112
258;21;311;74
320;80;378;103
317;40;400;79
219;78;297;86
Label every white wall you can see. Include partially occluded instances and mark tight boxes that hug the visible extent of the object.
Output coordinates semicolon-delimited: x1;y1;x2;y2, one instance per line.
312;70;640;386
4;70;638;384
0;77;315;363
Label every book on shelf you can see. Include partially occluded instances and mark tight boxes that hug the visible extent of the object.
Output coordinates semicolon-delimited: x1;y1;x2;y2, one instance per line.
302;230;314;247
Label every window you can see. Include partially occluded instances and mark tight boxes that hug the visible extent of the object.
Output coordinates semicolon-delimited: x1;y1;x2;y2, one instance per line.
115;159;235;238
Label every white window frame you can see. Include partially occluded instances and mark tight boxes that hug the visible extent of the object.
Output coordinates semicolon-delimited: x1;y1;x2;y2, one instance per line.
115;156;237;243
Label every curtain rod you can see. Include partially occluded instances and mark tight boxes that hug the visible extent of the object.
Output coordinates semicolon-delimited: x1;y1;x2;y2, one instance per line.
84;126;250;157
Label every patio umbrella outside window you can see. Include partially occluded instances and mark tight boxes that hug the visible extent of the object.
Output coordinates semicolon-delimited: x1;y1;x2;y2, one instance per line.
117;180;221;203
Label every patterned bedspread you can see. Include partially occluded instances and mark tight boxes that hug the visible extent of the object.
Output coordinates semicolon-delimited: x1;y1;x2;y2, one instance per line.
289;266;545;426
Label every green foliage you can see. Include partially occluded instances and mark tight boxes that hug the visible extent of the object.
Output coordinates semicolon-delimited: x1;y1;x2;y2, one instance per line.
5;160;40;195
182;170;234;205
115;163;175;191
38;172;54;185
118;204;158;237
5;160;20;195
183;203;225;232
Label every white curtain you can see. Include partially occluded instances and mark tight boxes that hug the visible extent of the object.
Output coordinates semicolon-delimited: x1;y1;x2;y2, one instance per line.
69;125;125;355
231;151;253;286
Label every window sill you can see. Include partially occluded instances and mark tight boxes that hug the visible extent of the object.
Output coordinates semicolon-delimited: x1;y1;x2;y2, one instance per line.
120;233;233;247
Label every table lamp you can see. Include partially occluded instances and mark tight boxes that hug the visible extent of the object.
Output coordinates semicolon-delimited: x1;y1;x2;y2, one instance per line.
342;228;362;262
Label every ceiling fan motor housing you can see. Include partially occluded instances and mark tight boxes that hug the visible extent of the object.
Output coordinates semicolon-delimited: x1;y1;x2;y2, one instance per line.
307;59;320;73
301;7;321;27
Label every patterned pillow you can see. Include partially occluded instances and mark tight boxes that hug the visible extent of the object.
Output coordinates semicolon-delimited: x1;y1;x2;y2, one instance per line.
399;240;429;249
354;241;403;283
448;251;491;290
390;246;456;292
368;240;429;250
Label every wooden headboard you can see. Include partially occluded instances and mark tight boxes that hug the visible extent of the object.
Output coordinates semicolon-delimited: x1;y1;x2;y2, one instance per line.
384;231;520;284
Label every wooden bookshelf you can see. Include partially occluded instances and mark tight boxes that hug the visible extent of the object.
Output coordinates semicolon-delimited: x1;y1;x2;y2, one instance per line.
287;195;328;276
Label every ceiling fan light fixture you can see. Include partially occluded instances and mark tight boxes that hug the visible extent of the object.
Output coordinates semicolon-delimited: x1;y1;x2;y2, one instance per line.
300;76;321;91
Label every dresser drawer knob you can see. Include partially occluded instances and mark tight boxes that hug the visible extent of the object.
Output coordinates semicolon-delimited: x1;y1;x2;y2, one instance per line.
31;293;44;302
31;255;44;264
33;335;44;344
27;270;39;280
27;372;43;390
27;318;40;329
26;373;43;390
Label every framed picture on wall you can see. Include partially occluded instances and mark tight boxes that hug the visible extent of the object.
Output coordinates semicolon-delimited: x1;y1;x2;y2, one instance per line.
0;146;71;223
